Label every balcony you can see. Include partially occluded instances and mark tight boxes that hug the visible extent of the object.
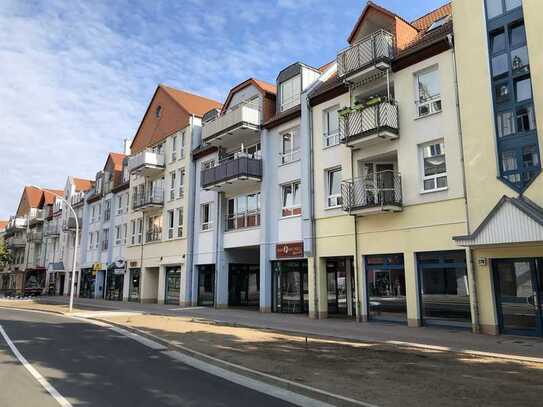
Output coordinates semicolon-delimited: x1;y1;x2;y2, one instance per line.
127;150;165;177
133;188;164;212
337;29;394;83
44;223;61;237
7;237;26;248
203;103;261;149
341;171;402;216
145;229;162;243
27;230;43;242
201;155;262;194
339;101;399;147
64;217;82;231
5;217;27;235
28;209;45;225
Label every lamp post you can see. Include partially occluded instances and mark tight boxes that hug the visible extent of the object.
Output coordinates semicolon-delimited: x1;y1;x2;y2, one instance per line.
32;186;79;312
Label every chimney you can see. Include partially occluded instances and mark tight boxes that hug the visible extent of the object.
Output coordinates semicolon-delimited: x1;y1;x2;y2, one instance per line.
123;138;131;155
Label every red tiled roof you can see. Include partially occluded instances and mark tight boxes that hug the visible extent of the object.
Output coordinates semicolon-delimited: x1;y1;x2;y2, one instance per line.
107;152;126;171
0;220;8;231
411;3;452;31
73;178;94;192
25;186;43;209
220;78;276;114
43;189;63;205
161;85;222;118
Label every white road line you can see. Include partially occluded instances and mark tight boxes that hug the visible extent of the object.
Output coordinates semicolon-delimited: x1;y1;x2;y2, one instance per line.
0;325;73;407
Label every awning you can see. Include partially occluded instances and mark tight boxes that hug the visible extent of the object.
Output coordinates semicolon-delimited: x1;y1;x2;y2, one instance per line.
453;195;543;247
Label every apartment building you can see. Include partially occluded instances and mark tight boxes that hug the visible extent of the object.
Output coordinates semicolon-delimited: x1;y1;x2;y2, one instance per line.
79;153;129;301
306;3;474;330
125;84;221;304
453;0;543;337
191;78;275;309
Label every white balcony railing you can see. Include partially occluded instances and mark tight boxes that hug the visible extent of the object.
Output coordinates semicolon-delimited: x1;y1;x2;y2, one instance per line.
203;104;261;142
127;150;165;174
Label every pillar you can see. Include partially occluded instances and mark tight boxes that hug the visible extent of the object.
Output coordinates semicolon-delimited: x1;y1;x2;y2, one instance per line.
259;243;272;312
405;251;421;328
357;255;368;322
157;265;166;304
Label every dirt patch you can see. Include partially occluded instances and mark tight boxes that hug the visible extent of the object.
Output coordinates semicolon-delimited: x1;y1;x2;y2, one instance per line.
99;314;543;407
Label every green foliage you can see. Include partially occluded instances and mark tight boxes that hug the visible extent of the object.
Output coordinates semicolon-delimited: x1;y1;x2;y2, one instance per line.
0;243;12;266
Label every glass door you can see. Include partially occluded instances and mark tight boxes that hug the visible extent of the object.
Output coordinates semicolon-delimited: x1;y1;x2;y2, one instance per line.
198;265;215;306
128;268;140;302
494;259;542;336
165;268;181;305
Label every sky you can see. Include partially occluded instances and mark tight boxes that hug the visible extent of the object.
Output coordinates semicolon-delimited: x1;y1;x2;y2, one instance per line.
0;0;448;219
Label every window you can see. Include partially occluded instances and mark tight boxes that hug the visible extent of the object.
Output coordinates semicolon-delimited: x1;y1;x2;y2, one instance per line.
122;223;127;245
130;220;136;245
280;75;301;111
178;168;185;198
136;218;143;244
104;200;111;221
422;142;447;192
171;136;177;162
180;131;186;159
201;203;212;231
323;107;339;147
167;210;175;239
226;193;261;231
88;232;93;250
169;171;176;201
146;216;162;242
280;129;300;164
176;208;183;238
91;206;96;223
427;16;449;32
124;193;129;212
281;182;301;217
155;105;162;118
486;8;540;191
95;231;100;249
115;225;121;245
102;229;109;251
416;67;441;117
116;196;123;215
326;168;342;208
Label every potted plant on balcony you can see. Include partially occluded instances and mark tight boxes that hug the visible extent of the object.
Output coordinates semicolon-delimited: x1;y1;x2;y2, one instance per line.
338;106;352;118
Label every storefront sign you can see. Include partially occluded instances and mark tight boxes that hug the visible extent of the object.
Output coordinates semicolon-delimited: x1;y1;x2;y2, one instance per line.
276;242;304;258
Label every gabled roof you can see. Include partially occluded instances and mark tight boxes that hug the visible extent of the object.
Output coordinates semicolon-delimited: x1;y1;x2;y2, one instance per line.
0;220;8;231
105;152;126;172
220;78;276;114
43;189;63;205
72;177;94;192
161;85;222;118
454;196;543;246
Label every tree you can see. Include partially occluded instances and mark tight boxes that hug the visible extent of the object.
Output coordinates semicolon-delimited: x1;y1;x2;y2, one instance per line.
0;243;12;267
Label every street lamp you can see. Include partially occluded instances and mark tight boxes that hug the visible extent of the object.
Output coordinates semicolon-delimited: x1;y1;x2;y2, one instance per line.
31;186;79;312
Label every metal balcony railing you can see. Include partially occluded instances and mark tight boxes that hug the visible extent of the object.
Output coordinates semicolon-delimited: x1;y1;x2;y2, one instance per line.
132;187;164;210
27;230;43;242
7;237;26;248
339;101;399;144
337;29;394;80
145;229;162;243
225;210;261;232
341;171;402;212
44;223;61;236
201;156;262;189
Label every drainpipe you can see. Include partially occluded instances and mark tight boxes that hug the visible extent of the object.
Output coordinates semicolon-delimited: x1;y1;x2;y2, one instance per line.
449;33;480;333
185;114;198;305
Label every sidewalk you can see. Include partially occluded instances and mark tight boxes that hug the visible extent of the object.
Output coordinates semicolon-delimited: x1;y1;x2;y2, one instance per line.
32;296;543;361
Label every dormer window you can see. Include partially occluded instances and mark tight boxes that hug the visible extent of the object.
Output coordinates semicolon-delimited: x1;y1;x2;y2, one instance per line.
280;75;301;112
156;105;162;118
427;16;449;32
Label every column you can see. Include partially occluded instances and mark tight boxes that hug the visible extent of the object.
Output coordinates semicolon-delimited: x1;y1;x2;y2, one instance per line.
259;243;272;312
357;255;368;322
405;251;421;328
157;265;166;304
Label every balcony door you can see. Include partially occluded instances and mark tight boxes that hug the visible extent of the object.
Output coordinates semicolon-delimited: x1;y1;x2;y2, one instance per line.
359;162;396;206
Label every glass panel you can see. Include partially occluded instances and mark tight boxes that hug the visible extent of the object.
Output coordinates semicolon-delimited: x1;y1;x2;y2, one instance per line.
502;150;518;171
327;271;338;314
436;176;448;189
419;252;470;327
198;266;215;306
497;111;515;137
486;0;503;19
492;54;509;77
128;269;140;301
496;261;538;334
165;269;180;305
367;255;406;323
417;69;440;102
511;46;529;74
516;105;536;133
510;23;526;48
424;179;435;191
522;145;540;168
505;0;521;11
516;78;532;102
495;82;511;104
491;30;506;54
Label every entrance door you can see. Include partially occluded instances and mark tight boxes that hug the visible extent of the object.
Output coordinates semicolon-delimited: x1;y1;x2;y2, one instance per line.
360;162;395;206
494;259;543;336
272;261;308;313
228;265;259;307
326;258;351;316
128;269;140;302
165;268;181;305
198;265;215;306
58;274;65;296
105;272;124;301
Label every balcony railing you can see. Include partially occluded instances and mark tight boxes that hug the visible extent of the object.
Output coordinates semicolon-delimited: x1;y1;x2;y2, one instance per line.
201;156;262;190
127;149;165;175
44;223;61;236
145;229;162;243
133;188;164;210
27;230;43;242
341;171;402;214
203;103;261;143
7;237;26;248
339;101;399;145
63;217;82;231
6;216;27;231
225;210;261;232
337;29;394;81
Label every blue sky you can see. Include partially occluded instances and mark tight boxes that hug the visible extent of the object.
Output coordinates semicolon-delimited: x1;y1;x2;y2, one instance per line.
0;0;448;218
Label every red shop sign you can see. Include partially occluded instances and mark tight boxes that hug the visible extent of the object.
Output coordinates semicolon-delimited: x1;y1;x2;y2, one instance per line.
276;242;304;258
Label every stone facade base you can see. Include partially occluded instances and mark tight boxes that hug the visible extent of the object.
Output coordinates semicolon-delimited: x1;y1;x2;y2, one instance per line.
480;324;499;336
260;306;272;313
140;298;157;304
179;301;192;307
408;318;422;328
318;311;328;320
357;314;368;323
308;311;318;320
215;304;228;309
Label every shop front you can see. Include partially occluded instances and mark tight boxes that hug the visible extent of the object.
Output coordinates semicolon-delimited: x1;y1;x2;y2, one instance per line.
272;242;308;314
197;265;215;306
417;251;471;328
80;268;95;298
105;260;126;301
228;264;259;307
24;268;46;296
365;254;406;323
165;266;181;305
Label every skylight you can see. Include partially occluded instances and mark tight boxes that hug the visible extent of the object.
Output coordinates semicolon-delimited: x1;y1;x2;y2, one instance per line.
427;16;449;32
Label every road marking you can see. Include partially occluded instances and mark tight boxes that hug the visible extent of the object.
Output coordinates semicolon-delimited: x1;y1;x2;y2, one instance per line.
0;325;73;407
107;326;168;350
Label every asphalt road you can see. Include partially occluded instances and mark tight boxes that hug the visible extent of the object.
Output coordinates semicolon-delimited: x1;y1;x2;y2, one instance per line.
0;308;296;407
